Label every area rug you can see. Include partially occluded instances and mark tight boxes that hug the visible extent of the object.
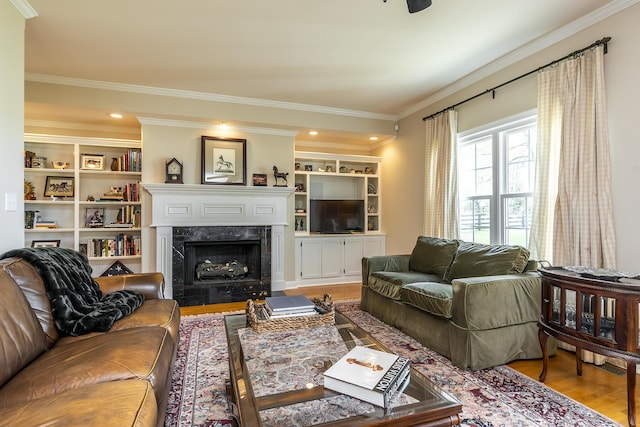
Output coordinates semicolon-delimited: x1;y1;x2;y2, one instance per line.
164;302;621;427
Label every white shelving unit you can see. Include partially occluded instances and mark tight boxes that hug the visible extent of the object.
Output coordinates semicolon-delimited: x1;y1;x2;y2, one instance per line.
24;134;143;276
292;151;385;286
294;151;382;235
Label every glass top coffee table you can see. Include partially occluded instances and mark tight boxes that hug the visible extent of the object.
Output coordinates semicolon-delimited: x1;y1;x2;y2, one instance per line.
224;309;462;427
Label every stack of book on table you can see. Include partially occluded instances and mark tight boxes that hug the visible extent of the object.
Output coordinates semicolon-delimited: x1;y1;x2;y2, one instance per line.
263;295;318;319
323;345;411;408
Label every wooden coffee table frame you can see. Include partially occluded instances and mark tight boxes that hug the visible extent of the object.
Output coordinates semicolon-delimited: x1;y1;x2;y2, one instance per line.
224;309;462;427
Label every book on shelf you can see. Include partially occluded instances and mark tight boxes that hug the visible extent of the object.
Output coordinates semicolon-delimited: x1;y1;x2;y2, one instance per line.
323;345;411;408
106;223;134;228
34;221;58;229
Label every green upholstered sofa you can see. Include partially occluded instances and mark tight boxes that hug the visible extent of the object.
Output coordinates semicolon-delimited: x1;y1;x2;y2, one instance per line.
361;236;555;370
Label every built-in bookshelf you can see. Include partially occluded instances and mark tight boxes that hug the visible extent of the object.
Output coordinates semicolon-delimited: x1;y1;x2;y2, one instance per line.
292;151;385;286
24;134;143;275
294;151;381;235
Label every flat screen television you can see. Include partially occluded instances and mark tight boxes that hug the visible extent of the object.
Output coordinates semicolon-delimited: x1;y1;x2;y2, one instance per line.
309;199;365;234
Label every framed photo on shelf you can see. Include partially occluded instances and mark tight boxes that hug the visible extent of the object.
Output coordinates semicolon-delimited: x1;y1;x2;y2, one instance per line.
252;173;267;186
80;153;105;170
31;240;60;248
201;136;246;185
84;208;105;228
44;176;74;198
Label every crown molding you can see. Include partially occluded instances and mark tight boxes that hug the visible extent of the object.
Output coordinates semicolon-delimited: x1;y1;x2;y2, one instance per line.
24;118;139;135
25;73;397;122
398;0;640;119
136;117;298;137
10;0;37;19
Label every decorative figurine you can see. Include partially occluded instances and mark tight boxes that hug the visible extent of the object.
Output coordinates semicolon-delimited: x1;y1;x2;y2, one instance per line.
273;165;289;187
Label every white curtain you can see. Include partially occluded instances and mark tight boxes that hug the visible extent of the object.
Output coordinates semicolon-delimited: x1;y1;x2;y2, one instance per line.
530;45;616;268
424;110;459;239
528;68;561;262
532;44;616;366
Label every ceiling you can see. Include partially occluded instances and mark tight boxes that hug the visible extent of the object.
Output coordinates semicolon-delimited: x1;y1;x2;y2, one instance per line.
22;0;624;142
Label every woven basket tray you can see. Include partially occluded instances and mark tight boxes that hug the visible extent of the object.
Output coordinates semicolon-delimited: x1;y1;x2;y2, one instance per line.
246;293;335;332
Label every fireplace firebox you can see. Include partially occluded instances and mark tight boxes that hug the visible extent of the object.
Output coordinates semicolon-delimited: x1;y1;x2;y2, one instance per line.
172;226;271;306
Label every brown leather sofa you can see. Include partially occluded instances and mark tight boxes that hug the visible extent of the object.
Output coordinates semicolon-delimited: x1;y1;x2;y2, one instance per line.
0;256;180;427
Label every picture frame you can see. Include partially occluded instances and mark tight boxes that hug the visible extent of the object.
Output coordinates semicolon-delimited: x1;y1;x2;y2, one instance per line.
80;153;105;170
31;240;60;248
44;176;74;198
84;208;105;228
201;136;246;185
252;173;267;186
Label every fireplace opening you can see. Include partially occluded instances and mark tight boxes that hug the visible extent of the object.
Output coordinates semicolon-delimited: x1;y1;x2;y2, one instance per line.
172;226;271;306
185;240;260;285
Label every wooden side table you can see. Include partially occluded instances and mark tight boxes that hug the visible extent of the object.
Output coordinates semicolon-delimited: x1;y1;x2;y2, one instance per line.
538;267;640;427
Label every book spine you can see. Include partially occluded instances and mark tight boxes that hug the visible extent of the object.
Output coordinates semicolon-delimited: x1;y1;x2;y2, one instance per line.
374;356;410;393
373;356;411;407
383;365;411;408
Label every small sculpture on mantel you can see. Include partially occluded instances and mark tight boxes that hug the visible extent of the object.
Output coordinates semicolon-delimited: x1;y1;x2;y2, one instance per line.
273;165;289;187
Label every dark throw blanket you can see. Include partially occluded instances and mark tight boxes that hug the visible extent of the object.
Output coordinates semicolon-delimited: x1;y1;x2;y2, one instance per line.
1;247;143;336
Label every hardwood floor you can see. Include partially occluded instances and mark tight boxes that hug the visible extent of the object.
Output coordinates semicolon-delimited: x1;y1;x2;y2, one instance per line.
180;283;632;426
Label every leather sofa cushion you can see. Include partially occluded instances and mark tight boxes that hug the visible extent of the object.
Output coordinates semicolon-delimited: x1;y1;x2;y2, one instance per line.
0;379;157;427
369;271;444;300
0;269;48;387
445;241;530;281
0;326;172;407
409;236;459;277
0;257;58;347
400;282;453;318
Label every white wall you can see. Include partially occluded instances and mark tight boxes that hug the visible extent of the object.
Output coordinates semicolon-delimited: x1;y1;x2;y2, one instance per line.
0;2;26;254
382;3;640;271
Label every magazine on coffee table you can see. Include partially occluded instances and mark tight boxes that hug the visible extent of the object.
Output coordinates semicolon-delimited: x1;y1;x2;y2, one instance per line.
323;345;410;408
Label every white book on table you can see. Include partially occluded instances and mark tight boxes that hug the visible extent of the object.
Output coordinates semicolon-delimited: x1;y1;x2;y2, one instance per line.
323;345;411;408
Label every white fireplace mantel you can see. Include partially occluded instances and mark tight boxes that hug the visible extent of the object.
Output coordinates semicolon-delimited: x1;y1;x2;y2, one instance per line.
143;183;293;298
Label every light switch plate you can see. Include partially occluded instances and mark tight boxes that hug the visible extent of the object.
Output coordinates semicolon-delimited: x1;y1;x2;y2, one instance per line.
5;192;17;211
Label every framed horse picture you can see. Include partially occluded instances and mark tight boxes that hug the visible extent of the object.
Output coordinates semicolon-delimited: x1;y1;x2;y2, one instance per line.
201;136;247;185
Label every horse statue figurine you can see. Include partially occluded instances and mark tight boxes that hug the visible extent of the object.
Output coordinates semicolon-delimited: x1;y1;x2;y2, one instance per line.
273;165;289;187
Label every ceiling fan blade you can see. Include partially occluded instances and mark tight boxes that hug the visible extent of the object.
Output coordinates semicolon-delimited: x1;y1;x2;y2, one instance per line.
407;0;432;13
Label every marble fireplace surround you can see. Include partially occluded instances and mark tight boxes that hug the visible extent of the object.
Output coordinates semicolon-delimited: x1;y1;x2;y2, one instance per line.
144;184;293;299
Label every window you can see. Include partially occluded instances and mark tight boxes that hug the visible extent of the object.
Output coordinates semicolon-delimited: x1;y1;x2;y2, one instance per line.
457;113;536;246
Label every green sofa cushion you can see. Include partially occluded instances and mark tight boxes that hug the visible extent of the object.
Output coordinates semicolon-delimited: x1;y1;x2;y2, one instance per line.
369;271;444;300
409;236;459;277
400;282;453;318
445;242;530;281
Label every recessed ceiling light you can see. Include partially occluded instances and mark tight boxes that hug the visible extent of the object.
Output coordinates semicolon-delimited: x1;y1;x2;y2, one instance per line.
369;136;379;141
109;113;123;119
308;131;318;136
219;122;228;128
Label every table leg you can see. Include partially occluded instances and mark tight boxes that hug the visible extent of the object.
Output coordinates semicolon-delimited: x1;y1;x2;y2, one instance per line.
575;346;582;377
538;328;549;382
628;361;636;427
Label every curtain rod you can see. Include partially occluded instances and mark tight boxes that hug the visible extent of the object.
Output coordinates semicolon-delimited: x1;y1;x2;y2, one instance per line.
422;36;612;121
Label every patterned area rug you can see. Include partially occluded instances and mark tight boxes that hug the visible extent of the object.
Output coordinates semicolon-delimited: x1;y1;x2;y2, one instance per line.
164;302;621;427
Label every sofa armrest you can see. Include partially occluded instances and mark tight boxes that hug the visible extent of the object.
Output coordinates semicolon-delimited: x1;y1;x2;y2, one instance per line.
450;272;541;329
95;273;165;300
361;255;410;286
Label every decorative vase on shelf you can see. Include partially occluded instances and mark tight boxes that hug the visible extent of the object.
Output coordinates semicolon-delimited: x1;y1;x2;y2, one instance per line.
110;157;119;171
